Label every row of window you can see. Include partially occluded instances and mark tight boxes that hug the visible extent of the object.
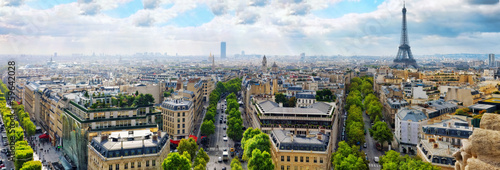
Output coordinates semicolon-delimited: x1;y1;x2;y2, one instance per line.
108;160;156;170
280;156;324;164
281;166;324;170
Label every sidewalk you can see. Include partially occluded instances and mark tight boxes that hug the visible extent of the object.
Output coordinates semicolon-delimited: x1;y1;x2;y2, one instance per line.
31;135;62;170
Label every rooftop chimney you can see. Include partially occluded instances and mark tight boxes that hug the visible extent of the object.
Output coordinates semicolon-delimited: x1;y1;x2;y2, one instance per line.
317;133;322;140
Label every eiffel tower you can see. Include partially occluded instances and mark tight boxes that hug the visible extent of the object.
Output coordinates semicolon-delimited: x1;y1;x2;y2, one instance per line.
392;1;418;68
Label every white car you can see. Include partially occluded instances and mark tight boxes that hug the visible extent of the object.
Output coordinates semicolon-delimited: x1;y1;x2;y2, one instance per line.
374;157;379;163
218;157;222;162
223;136;228;141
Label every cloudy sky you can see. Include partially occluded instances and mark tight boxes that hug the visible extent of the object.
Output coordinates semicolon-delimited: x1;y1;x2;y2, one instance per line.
0;0;499;56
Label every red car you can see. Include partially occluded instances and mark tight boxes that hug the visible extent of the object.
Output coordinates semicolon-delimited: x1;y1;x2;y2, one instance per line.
0;164;5;168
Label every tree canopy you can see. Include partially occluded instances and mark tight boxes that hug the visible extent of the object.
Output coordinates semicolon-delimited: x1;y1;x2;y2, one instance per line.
162;152;191;170
200;120;215;136
370;120;393;146
231;158;244;170
248;149;274;170
332;141;367;170
379;150;440;170
177;138;198;161
20;160;42;170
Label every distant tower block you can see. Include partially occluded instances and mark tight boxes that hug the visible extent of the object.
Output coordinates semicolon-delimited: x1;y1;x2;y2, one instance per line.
209;53;215;71
262;55;267;72
220;42;226;59
392;2;418;68
489;54;495;67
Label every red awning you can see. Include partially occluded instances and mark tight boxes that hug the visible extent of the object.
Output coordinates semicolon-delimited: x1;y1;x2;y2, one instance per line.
170;135;198;145
39;134;49;139
170;139;180;145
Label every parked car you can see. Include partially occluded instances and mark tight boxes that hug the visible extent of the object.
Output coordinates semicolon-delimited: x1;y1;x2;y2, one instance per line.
363;143;367;148
218;157;222;162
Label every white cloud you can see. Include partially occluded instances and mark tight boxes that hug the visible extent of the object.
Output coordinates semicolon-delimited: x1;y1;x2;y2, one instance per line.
2;0;24;7
143;0;160;9
0;0;499;56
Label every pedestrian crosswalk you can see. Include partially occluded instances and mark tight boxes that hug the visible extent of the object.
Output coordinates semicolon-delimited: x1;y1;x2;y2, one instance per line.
369;163;380;168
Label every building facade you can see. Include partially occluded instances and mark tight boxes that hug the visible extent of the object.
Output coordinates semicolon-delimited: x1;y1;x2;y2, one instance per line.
88;129;169;170
269;130;331;170
61;92;161;170
251;100;335;135
160;99;194;140
395;108;429;154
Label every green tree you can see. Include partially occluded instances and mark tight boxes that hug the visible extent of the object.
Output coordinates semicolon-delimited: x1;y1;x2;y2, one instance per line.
242;127;262;145
217;82;226;93
20;160;42;170
331;141;367;170
347;121;365;146
23;118;36;137
177;138;198;161
227;118;243;141
163;91;171;97
274;93;287;104
363;94;378;108
248;149;274;170
15;141;34;170
231;158;244;170
193;152;207;169
200;120;215;136
194;148;210;167
360;81;373;96
227;93;237;101
370;121;394;147
193;158;206;170
367;101;383;121
243;133;271;160
162;152;191;170
379;150;439;170
351;77;363;86
349;82;360;92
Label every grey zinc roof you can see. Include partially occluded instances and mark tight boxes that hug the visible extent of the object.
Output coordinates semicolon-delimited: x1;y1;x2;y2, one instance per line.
397;108;428;122
259;101;332;115
272;130;327;145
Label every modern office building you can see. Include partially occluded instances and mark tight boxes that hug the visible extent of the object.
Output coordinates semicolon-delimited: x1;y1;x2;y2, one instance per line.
269;129;332;170
88;129;169;170
221;41;226;59
160;98;194;141
489;53;495;67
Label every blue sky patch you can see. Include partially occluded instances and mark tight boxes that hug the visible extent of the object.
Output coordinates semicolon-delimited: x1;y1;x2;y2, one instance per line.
104;0;143;18
312;0;384;18
26;0;76;10
163;4;215;27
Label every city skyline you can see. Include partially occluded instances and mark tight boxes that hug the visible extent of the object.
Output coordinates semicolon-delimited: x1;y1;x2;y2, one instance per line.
0;0;499;56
